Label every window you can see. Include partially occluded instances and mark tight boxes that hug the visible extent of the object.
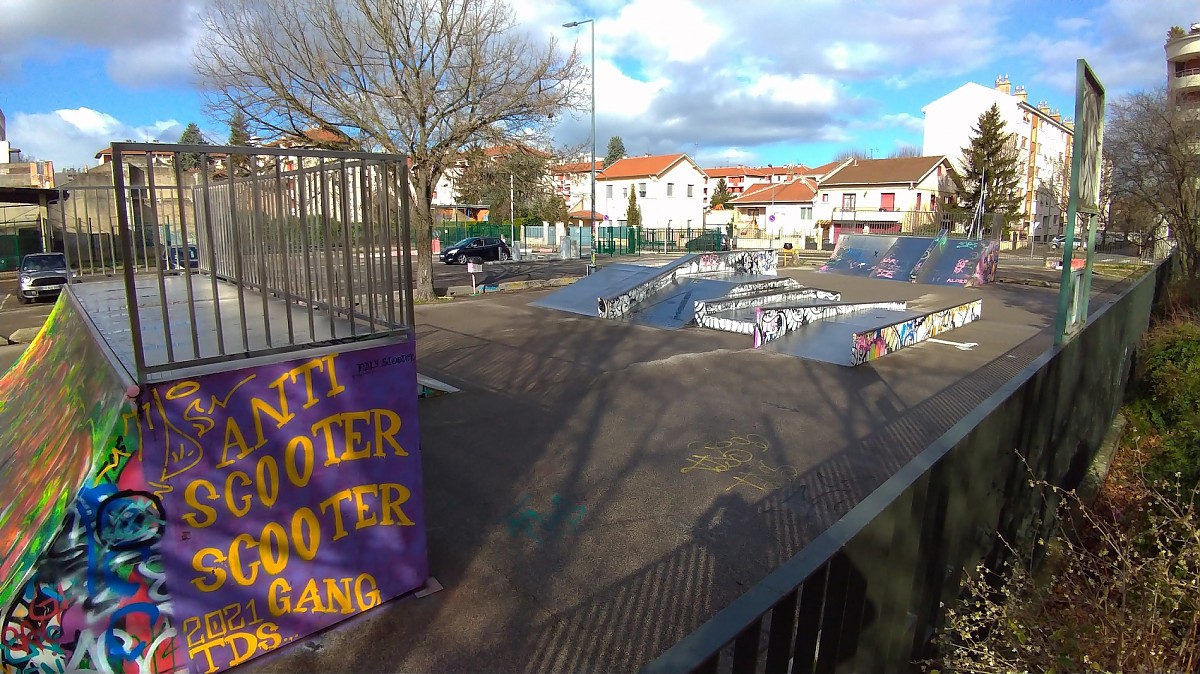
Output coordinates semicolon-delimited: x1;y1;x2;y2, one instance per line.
623;187;629;198
606;185;613;199
799;206;813;219
822;194;829;203
687;184;694;197
842;193;856;210
880;193;895;211
638;183;647;197
667;183;674;197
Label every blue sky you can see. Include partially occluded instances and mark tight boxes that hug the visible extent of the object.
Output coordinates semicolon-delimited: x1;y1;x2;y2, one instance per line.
1;0;1195;170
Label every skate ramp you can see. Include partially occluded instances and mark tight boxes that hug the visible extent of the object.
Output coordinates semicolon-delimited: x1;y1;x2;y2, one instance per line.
625;272;781;330
0;292;135;612
819;234;899;276
913;239;1001;287
752;301;909;347
529;262;666;316
695;288;843;335
757;299;983;366
868;236;940;281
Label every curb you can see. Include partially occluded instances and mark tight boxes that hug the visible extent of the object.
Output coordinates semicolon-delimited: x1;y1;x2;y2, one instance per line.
6;327;40;345
446;276;581;297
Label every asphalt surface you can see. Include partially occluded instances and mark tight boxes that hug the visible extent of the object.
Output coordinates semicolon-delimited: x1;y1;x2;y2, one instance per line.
0;247;1153;673
234;262;1147;673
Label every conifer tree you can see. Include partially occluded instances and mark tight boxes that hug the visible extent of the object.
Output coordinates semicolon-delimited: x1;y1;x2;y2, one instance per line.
956;103;1023;226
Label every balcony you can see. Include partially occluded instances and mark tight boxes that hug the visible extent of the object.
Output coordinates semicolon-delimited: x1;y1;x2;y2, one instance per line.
830;207;911;224
1171;68;1200;93
1166;32;1200;61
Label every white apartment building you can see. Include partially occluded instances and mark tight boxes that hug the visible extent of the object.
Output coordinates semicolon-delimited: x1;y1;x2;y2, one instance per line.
596;154;706;230
922;76;1074;240
1167;22;1200;113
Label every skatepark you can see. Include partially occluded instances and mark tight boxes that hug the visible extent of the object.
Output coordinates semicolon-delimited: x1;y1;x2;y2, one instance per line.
0;143;1165;673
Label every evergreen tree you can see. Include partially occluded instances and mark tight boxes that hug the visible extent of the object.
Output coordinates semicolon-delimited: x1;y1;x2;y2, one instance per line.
710;178;733;207
604;136;626;167
227;110;252;176
956;103;1023;227
177;122;209;171
625;188;641;229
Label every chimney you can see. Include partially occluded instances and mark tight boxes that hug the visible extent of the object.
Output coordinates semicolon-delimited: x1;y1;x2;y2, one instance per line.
1014;85;1027;103
995;74;1011;95
1050;109;1062;123
1037;101;1051;114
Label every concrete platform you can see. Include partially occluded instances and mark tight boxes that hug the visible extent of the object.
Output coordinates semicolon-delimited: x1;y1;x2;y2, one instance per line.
236;266;1145;673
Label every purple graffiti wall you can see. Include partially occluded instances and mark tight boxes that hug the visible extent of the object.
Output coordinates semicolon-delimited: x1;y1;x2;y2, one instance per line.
139;340;426;673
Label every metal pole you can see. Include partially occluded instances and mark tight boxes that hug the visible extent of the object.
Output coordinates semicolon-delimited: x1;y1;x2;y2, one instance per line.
589;19;597;269
510;172;515;254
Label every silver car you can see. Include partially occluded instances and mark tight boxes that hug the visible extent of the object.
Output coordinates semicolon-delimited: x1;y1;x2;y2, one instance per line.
17;253;72;304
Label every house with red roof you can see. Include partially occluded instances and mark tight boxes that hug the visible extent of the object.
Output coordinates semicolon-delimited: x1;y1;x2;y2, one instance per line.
595;153;706;230
814;155;957;240
727;178;820;239
701;166;771;202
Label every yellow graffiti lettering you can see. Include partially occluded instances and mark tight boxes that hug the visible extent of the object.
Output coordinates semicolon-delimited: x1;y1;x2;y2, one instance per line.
256;455;279;507
380;483;415;526
318;489;352;541
183;400;216;438
311;409;407;467
372;408;405;457
291;507;320;561
217;417;254;468
228;534;261;586
224;471;252;518
259;522;289;575
266;575;378;617
285;436;314;487
182;480;218;528
165;381;200;400
191;548;227;592
351;484;379;530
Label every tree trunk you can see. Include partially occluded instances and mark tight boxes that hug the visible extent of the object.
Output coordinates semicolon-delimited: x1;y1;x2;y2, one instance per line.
410;167;436;302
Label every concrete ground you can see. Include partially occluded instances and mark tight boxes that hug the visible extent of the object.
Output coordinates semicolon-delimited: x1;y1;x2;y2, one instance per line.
236;264;1144;674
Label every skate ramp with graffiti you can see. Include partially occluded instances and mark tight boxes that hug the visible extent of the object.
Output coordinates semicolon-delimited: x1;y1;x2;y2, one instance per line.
695;288;844;335
818;234;899;276
531;249;777;320
0;293;135;612
756;298;983;366
913;238;1000;287
1;290;428;673
623;271;784;330
820;234;999;287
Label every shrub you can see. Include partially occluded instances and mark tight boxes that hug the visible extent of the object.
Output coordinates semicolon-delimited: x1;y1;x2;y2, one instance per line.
1129;320;1200;490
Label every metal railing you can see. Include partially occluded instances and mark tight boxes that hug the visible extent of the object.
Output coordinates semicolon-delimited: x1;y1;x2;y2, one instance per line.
641;258;1171;673
69;142;414;381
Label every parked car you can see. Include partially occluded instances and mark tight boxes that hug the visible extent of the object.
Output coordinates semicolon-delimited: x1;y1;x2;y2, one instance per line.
17;252;72;304
1049;235;1085;250
164;244;200;271
439;236;512;264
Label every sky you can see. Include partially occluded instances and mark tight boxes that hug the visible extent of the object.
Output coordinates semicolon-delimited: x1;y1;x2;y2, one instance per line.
0;0;1195;171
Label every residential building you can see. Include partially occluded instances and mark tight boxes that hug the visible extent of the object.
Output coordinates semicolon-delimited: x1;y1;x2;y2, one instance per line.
1166;21;1200;113
815;155;957;241
597;153;706;230
727;178;819;238
702;166;770;201
552;158;602;213
0;108;12;163
922;76;1074;240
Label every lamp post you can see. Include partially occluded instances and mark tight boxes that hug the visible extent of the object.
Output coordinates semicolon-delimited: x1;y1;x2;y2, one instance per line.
564;18;596;268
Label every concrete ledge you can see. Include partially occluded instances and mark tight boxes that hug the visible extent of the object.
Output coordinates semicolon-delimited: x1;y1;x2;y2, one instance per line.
7;327;41;344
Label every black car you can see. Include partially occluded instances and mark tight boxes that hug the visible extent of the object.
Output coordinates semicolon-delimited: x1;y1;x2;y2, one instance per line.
17;252;72;304
164;244;200;270
439;236;512;264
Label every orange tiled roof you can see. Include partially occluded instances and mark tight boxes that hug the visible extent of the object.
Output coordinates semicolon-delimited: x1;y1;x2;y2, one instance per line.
729;178;818;205
599;153;689;179
704;166;771;179
820;156;948;186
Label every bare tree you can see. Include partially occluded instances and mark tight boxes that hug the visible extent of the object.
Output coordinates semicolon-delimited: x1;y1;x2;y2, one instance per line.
1044;151;1113;238
195;0;586;301
888;144;921;158
1106;87;1200;278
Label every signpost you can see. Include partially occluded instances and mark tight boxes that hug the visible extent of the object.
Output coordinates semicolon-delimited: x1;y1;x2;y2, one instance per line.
1054;59;1105;345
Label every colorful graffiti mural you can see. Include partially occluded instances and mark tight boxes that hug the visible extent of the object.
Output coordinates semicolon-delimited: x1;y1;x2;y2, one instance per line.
694;287;842;335
0;296;133;611
850;300;983;365
597;249;778;318
820;234;1000;287
2;304;426;674
137;341;426;673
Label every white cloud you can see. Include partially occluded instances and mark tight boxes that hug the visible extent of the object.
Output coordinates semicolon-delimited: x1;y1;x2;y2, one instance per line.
10;108;184;168
0;0;203;87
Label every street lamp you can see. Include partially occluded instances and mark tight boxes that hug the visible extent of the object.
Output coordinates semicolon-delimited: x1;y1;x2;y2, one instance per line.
564;18;596;268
